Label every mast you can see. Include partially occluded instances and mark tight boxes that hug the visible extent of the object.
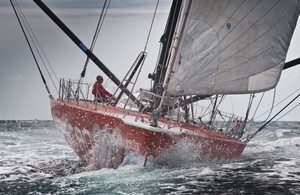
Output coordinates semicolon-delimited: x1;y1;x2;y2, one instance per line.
33;0;142;108
150;0;182;96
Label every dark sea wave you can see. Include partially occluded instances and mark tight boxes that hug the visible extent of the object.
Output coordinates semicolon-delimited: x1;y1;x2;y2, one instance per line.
1;120;300;194
0;120;55;132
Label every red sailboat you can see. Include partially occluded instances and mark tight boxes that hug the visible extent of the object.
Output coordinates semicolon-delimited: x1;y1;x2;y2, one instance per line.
13;0;300;169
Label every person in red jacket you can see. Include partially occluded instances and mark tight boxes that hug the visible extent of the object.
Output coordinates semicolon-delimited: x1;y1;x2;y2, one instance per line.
92;75;113;102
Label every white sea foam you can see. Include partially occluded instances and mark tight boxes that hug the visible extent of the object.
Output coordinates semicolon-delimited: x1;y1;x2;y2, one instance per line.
1;121;300;194
0;166;15;175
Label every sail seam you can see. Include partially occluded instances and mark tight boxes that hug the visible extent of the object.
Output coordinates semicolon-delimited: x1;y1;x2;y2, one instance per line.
215;0;249;36
204;0;217;21
219;0;277;49
211;0;233;29
218;5;291;74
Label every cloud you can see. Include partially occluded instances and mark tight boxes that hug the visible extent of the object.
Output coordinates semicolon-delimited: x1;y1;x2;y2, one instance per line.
6;0;171;18
14;74;27;81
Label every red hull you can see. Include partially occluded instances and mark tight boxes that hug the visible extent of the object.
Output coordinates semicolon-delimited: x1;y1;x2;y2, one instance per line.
51;99;247;168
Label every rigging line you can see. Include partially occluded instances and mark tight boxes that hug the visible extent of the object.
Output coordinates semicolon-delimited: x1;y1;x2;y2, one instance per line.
120;0;161;99
104;77;111;88
13;0;59;94
144;0;160;52
14;0;59;84
10;0;53;99
243;94;255;131
14;1;59;83
251;92;265;120
34;0;142;108
75;0;110;99
261;87;276;123
121;53;147;107
249;92;300;140
116;0;159;92
255;86;300;121
130;54;146;92
80;0;111;78
92;0;111;51
213;95;226;118
196;99;212;119
273;101;300;122
229;95;234;114
208;95;219;125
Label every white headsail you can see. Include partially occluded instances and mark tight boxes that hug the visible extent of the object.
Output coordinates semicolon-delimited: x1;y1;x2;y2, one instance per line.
165;0;300;96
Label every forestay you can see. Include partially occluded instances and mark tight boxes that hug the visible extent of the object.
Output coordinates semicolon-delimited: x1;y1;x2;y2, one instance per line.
165;0;300;96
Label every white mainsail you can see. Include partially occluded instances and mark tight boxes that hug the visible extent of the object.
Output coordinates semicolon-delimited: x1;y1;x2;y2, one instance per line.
165;0;300;96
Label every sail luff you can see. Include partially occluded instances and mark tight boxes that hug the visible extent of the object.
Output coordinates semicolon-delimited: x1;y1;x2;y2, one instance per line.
157;0;192;109
163;0;191;88
152;0;183;95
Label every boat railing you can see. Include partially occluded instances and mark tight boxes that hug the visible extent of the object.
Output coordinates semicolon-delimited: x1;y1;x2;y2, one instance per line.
137;89;155;110
137;90;248;137
133;89;176;123
58;78;93;102
137;89;177;111
194;105;248;137
57;81;248;138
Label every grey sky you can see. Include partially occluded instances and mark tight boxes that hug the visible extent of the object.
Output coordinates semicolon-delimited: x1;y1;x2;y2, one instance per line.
0;0;300;121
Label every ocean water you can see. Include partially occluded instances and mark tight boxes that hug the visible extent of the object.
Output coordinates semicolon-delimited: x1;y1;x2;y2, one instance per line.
1;120;300;194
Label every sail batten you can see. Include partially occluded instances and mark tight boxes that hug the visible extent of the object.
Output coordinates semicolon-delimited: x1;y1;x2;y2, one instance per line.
165;0;300;96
